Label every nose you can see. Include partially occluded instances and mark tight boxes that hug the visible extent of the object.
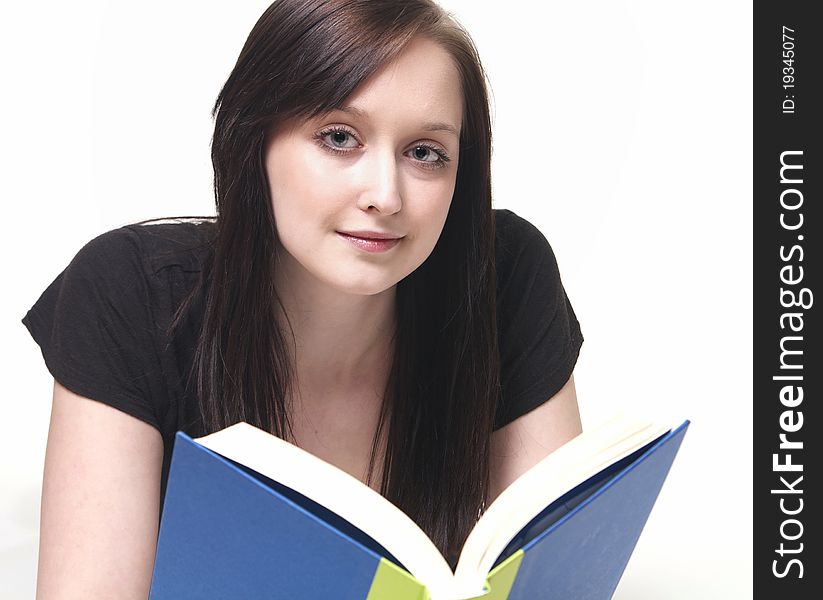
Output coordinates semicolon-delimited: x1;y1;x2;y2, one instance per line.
356;150;403;215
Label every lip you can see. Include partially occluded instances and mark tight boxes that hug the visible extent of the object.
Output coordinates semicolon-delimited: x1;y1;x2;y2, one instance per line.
337;231;403;253
337;230;404;240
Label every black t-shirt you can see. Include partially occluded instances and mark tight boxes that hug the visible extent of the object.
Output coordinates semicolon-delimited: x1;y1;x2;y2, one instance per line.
23;208;583;502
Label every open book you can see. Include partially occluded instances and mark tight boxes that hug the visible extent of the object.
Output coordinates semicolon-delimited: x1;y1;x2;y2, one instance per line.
150;413;689;600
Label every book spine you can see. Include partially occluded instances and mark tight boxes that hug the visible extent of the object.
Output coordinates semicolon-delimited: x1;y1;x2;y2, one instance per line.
480;551;524;600
366;558;430;600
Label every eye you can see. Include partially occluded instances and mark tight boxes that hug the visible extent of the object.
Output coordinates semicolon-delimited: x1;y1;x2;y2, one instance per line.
408;145;451;170
314;126;360;153
313;126;452;170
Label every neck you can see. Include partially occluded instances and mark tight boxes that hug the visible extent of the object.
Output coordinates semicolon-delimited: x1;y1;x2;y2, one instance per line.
273;256;397;395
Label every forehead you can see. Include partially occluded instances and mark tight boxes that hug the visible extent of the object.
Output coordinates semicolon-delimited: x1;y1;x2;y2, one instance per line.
326;37;463;136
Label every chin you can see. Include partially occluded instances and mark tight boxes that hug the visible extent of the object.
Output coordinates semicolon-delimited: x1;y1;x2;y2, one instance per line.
324;269;401;297
335;279;397;297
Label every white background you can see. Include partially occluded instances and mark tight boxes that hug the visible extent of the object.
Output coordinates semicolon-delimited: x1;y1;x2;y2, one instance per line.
1;1;752;598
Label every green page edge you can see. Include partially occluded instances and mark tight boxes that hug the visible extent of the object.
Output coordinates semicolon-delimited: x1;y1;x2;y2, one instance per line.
366;549;524;600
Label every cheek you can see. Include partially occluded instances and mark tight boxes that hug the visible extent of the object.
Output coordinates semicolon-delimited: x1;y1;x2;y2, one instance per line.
267;148;341;236
414;175;456;242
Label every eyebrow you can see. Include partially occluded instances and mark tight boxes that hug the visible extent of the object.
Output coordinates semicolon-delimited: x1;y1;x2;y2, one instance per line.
335;105;460;137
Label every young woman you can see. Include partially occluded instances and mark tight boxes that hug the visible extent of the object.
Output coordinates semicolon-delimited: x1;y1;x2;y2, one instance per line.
24;0;583;596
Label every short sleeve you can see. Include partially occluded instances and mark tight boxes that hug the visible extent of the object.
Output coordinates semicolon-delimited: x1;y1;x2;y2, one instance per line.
23;227;165;430
494;210;584;429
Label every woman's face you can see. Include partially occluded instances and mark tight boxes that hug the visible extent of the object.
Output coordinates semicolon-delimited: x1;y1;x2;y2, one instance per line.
265;36;463;298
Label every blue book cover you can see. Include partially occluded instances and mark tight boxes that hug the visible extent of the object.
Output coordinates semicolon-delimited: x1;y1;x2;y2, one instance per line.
149;418;689;599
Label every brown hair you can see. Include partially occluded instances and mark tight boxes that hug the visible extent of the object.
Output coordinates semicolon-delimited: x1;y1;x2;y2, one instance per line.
194;0;498;562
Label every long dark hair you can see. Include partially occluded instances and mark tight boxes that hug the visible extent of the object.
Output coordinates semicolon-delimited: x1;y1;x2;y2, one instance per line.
193;0;498;561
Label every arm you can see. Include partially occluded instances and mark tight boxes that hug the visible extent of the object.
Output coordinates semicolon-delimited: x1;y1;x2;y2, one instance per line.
37;381;163;600
488;374;582;504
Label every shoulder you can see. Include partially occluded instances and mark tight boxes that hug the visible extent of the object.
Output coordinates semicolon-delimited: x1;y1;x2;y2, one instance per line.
493;208;561;290
493;207;544;242
66;219;215;288
494;208;557;261
28;218;215;347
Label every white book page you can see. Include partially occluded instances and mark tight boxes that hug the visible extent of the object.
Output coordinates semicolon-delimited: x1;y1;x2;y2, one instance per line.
454;413;670;586
194;423;460;600
195;414;671;600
